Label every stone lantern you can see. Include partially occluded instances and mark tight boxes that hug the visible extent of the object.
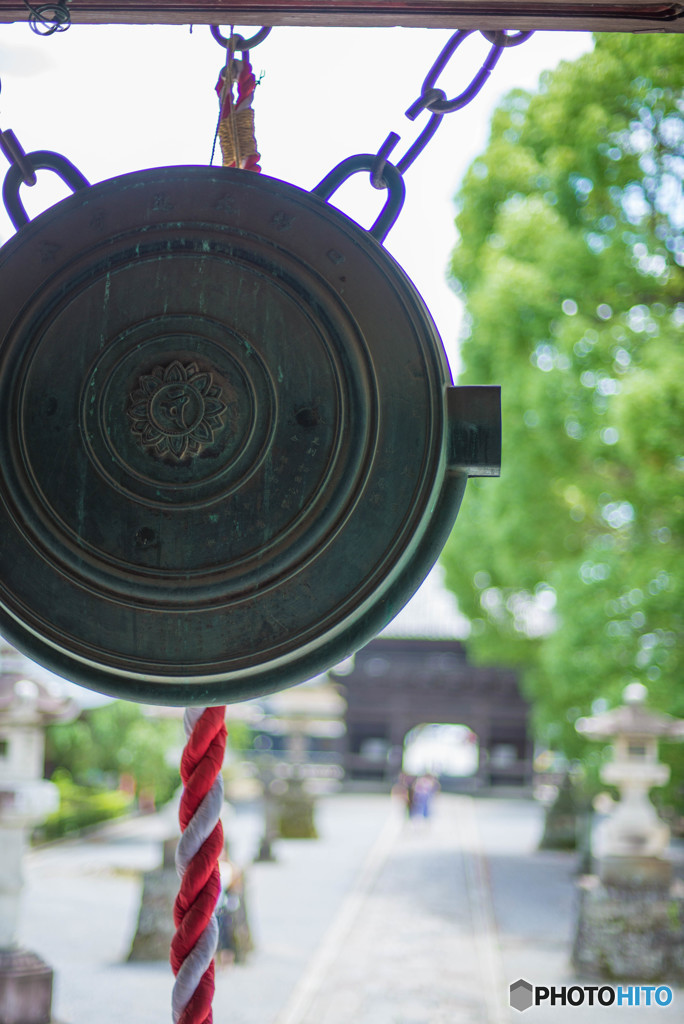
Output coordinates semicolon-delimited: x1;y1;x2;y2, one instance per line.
0;638;78;1024
576;681;684;885
572;683;684;981
256;676;346;843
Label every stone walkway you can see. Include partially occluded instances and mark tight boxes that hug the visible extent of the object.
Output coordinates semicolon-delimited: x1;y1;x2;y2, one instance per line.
20;793;684;1023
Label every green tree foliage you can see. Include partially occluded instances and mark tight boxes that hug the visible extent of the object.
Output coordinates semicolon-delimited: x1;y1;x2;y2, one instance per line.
46;701;184;806
442;34;684;771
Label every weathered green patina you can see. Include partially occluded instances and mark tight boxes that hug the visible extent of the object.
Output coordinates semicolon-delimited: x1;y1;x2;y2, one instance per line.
0;165;499;704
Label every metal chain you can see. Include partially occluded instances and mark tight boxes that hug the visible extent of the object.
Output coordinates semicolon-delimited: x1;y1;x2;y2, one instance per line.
370;28;532;189
313;27;533;242
1;24;530;243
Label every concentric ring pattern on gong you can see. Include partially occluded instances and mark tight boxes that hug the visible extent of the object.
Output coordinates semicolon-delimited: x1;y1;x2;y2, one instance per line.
0;166;459;704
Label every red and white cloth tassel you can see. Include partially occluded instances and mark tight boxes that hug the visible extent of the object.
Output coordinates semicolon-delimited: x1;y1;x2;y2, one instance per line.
171;706;227;1024
215;50;261;172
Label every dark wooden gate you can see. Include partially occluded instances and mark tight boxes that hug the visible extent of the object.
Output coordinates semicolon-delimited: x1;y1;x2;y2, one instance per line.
334;635;533;789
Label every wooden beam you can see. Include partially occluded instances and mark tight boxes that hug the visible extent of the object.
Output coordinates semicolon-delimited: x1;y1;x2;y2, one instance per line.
0;2;682;32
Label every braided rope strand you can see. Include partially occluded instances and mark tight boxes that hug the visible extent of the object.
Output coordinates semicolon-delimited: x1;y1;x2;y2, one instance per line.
171;706;227;1024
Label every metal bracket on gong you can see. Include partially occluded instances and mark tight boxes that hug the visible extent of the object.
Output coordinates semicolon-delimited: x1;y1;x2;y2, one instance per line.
448;386;501;478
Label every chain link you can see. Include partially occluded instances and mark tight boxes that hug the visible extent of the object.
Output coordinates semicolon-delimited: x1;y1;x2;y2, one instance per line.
0;107;89;229
369;28;533;197
2;145;89;229
0;128;38;186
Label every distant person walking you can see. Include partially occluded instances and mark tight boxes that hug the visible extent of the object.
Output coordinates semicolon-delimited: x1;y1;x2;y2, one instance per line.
411;774;439;821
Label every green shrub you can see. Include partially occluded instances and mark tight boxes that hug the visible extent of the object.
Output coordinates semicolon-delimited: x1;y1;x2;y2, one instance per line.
45;702;182;807
35;770;134;842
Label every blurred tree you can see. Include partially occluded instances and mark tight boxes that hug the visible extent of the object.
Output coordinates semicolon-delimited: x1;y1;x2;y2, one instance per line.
442;34;684;778
46;701;183;806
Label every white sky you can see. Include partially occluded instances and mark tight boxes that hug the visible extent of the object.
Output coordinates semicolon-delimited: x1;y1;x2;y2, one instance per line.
0;22;592;701
0;22;592;372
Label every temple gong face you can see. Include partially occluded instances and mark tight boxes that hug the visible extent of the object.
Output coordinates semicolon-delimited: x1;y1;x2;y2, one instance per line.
0;165;499;705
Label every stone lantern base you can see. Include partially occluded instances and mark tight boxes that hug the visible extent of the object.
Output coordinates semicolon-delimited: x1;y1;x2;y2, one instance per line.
600;854;673;888
276;781;318;839
573;873;684;981
0;948;53;1024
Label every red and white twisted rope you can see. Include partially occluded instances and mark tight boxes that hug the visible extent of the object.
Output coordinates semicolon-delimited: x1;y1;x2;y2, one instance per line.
171;706;227;1024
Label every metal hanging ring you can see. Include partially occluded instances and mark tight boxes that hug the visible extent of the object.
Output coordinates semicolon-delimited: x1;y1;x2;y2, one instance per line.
2;150;89;230
24;1;71;35
210;25;272;51
480;29;534;47
312;154;406;244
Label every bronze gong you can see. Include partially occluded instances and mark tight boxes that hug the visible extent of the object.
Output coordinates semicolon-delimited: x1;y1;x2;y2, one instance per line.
0;161;500;705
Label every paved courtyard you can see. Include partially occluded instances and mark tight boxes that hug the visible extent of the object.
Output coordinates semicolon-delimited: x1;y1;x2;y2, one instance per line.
19;793;683;1022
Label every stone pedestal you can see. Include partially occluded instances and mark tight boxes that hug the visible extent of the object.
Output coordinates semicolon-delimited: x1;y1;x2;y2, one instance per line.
276;781;317;839
0;655;77;1024
538;776;580;851
600;855;672;888
254;832;277;862
127;868;178;962
0;830;27;952
572;875;684;981
254;787;278;862
0;949;53;1024
128;839;177;961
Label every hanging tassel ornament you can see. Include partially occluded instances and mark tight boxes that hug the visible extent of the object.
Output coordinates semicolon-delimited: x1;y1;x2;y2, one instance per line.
216;51;261;172
171;706;227;1024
